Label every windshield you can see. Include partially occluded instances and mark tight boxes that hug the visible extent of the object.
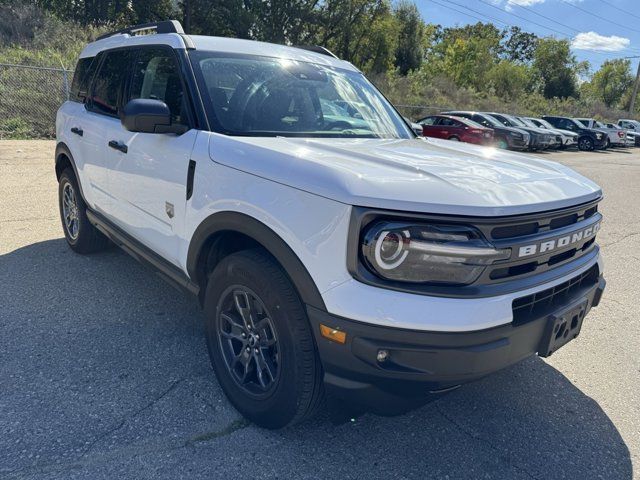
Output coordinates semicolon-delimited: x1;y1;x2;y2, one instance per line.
575;119;589;127
482;114;506;128
506;115;528;127
517;117;538;128
535;118;553;129
595;121;606;128
190;52;412;138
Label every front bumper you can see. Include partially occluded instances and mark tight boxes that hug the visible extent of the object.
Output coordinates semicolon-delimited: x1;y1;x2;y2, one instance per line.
309;271;605;411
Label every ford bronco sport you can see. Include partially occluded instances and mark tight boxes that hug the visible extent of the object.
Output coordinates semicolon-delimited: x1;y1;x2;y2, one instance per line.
56;21;606;429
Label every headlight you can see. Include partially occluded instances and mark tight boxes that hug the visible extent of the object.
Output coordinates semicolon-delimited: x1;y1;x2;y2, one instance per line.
361;222;510;285
596;133;603;139
509;131;522;137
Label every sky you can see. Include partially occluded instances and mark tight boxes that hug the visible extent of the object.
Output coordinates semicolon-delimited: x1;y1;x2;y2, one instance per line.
416;0;640;74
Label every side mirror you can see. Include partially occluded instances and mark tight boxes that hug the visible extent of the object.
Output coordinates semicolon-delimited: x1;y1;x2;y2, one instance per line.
121;99;187;134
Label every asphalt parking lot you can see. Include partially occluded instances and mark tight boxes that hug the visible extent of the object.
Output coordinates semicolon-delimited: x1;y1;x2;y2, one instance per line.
1;140;639;479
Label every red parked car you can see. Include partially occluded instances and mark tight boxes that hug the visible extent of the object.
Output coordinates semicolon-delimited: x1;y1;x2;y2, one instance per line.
417;114;494;146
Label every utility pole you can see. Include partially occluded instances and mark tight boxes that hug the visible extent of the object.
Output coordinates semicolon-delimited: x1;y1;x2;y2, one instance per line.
627;56;640;116
629;60;640;115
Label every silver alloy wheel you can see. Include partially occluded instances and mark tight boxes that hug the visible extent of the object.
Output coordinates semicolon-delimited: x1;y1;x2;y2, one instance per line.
217;286;280;396
62;182;79;240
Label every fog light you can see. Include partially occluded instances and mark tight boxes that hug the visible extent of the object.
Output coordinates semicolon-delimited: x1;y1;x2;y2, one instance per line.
319;324;346;344
377;349;389;362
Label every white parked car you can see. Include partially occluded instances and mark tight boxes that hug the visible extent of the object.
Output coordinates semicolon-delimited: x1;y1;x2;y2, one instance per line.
605;123;637;147
524;117;578;149
55;21;606;428
617;119;640;146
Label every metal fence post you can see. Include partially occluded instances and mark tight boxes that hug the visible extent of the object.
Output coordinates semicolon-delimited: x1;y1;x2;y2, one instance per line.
62;69;70;100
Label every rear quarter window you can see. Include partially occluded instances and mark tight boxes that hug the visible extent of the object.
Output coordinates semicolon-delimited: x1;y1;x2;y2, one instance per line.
70;57;95;103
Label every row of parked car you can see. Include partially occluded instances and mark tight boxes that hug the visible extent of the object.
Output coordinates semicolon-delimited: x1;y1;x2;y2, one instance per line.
413;111;640;152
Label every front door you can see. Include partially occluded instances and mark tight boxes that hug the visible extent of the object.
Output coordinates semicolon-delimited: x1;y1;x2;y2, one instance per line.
105;46;197;266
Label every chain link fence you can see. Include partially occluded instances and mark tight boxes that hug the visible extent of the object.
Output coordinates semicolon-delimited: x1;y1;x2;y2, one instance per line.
0;63;72;139
0;63;449;139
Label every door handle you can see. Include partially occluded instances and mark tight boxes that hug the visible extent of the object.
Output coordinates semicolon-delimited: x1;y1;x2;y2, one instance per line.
71;127;83;136
108;140;128;154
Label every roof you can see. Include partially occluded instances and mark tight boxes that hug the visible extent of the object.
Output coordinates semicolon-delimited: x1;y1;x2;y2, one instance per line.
80;32;357;72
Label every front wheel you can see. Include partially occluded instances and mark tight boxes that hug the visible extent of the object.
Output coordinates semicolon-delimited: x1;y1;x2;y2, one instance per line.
448;136;460;142
496;137;509;149
203;249;324;429
578;137;594;151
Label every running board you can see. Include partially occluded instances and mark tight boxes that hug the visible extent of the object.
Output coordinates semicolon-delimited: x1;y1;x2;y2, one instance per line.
86;209;200;297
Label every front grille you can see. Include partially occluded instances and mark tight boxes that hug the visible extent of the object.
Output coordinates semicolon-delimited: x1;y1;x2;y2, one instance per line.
470;199;601;285
489;203;597;240
512;264;599;324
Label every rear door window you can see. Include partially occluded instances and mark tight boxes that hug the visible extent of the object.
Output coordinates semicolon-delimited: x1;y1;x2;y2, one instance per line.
89;50;133;117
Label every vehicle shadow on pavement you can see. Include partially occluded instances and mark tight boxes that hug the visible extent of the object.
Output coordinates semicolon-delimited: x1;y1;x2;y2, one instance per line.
0;239;632;479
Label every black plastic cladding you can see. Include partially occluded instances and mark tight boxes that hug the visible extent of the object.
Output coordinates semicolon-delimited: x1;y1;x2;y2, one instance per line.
347;198;602;298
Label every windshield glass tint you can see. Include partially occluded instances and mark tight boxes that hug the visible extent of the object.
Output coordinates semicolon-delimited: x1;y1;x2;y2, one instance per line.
519;117;536;127
484;114;506;127
506;115;526;127
190;52;412;138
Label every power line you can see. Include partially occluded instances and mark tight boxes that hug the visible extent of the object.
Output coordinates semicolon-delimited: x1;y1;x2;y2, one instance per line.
426;0;640;60
475;0;640;57
428;0;510;28
560;0;640;35
598;0;640;22
507;0;640;56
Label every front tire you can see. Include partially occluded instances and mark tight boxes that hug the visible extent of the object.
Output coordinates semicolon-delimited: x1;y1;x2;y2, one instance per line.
203;249;324;429
58;169;109;253
578;136;594;151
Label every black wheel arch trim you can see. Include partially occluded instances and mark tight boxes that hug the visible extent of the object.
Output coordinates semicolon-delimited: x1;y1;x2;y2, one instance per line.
55;142;87;201
187;211;326;311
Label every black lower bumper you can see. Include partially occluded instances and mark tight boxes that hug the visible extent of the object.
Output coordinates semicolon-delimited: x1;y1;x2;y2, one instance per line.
308;274;605;412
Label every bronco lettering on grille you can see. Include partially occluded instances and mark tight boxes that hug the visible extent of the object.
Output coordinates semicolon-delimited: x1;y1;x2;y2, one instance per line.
518;222;600;258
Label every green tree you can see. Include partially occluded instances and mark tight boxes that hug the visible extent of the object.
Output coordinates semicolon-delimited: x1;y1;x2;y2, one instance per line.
533;38;578;99
434;23;503;90
586;59;634;108
502;26;537;64
488;60;531;100
393;1;424;75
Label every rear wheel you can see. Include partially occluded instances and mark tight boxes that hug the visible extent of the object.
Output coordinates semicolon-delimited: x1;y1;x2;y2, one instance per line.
448;136;460;142
58;169;110;253
578;136;594;151
203;249;324;429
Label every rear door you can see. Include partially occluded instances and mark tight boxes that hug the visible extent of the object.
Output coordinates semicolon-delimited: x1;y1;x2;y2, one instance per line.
105;46;197;266
439;117;464;139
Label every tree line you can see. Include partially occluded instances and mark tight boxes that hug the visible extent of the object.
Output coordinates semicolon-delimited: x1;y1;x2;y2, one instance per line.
0;0;638;120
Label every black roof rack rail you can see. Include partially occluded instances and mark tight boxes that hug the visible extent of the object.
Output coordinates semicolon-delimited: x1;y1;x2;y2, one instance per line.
295;45;339;59
96;20;184;41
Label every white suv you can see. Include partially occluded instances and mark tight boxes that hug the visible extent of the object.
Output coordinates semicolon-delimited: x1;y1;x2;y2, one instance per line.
56;21;606;428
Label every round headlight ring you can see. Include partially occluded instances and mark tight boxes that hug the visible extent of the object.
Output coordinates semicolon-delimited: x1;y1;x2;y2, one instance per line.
374;229;410;270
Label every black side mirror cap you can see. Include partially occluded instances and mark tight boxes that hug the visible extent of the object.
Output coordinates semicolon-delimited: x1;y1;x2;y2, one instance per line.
121;99;187;134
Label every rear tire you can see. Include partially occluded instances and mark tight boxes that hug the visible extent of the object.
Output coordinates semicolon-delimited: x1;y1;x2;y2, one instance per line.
496;137;508;149
448;136;460;142
58;168;110;254
203;249;324;429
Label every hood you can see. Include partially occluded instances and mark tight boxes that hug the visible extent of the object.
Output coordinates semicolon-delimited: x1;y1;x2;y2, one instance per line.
494;125;529;137
208;135;602;217
551;128;578;137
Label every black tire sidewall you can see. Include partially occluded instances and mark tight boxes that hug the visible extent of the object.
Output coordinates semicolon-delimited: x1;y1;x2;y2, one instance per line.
203;251;319;428
58;170;82;247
